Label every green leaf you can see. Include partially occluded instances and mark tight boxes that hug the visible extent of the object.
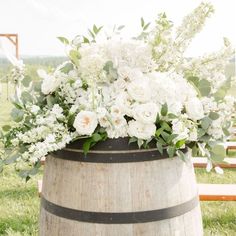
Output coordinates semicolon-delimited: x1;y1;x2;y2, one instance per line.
192;145;198;157
46;95;56;108
22;76;32;87
83;139;92;156
155;113;160;124
69;50;81;66
156;142;163;155
143;23;150;30
83;36;90;43
222;128;230;136
21;91;33;103
209;112;220;120
155;127;164;137
141;17;145;27
167;134;178;144
137;139;144;148
198;79;211;96
129;137;137;144
88;29;95;39
92;133;102;142
175;139;185;148
177;150;187;162
4;154;19;165
168;113;177;119
57;36;69;45
211;144;226;158
103;61;118;80
201;117;212;130
197;128;206;138
2;125;11;132
33;81;42;92
60;62;74;74
117;25;125;30
167;146;175;158
161;103;168;116
161;121;171;132
11;108;24;122
161;131;170;142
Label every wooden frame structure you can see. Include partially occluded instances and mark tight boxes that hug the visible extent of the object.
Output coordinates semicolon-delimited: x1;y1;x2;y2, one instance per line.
0;34;19;59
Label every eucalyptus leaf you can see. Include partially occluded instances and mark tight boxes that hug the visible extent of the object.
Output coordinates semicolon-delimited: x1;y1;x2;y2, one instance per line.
201;117;212;130
198;79;211;96
11;108;24;123
2;125;11;132
22;76;32;87
21;91;33;103
4;154;19;165
209;112;220;120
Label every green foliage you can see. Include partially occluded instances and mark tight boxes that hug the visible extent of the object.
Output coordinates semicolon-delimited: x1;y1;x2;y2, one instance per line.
103;61;118;81
187;76;211;97
10;108;24;123
57;36;70;45
21;76;32;87
161;103;168;116
82;128;108;155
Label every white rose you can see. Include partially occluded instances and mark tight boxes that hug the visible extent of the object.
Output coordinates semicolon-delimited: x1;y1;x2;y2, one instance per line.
106;116;128;138
38;69;60;95
73;111;98;135
118;66;143;81
127;79;151;102
127;120;156;140
133;102;159;124
185;97;204;121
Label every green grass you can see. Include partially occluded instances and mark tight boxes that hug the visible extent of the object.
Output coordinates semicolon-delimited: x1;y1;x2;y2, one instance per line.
0;62;235;235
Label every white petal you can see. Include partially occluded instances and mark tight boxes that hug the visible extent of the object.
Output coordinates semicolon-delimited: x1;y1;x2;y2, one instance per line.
214;166;224;175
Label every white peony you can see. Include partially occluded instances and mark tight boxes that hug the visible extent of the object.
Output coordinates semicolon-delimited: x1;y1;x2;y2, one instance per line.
133;102;159;124
127;120;156;140
73;111;98;135
127;79;151;102
185;97;204;121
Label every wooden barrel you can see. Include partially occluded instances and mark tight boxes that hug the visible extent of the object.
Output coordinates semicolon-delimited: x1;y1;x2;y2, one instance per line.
39;138;203;236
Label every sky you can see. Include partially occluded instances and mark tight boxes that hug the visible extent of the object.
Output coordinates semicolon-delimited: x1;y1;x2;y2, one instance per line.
0;0;235;57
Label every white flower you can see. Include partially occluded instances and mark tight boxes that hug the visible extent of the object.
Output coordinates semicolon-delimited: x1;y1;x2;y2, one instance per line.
185;97;204;121
106;116;128;138
30;105;40;114
133;102;159;124
73;111;98;135
127;79;151;102
51;104;64;119
214;166;224;174
38;69;61;95
206;160;213;172
127;120;156;140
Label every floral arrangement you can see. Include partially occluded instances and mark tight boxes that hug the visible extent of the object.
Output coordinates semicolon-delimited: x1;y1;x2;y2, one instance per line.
0;2;235;178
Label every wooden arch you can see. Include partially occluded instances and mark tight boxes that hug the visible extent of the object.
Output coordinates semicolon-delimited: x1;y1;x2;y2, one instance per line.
0;34;19;59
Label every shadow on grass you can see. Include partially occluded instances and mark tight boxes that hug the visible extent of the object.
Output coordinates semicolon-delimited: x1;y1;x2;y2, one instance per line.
0;216;38;235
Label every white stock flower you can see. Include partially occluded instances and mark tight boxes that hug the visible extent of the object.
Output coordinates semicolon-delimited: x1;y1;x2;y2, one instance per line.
73;111;98;135
30;105;40;114
185;97;204;121
133;103;159;124
127;120;156;140
51;104;64;119
127;79;151;102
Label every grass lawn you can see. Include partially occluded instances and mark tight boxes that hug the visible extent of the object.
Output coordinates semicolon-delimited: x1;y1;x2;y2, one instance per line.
0;65;236;235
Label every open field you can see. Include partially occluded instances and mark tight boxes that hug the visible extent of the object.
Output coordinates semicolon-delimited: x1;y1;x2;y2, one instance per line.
0;60;235;235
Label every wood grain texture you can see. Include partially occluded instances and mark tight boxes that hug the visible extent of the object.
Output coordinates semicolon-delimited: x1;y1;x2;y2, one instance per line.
39;153;203;236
